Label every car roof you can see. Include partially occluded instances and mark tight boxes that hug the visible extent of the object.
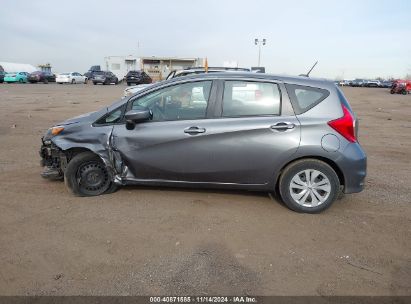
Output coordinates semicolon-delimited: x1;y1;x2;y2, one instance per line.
165;71;334;88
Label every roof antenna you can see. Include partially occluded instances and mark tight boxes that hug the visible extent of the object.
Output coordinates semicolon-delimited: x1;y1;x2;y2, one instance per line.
300;61;318;77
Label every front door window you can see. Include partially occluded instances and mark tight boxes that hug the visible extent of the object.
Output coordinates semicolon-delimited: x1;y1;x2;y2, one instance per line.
131;81;212;121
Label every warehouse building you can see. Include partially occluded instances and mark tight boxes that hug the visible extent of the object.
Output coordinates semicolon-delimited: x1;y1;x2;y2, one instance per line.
104;56;204;81
0;62;37;73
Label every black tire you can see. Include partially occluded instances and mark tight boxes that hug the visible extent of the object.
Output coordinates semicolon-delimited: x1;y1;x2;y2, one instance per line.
43;79;48;84
84;78;88;84
402;90;407;95
71;79;75;84
390;90;395;94
114;79;119;85
93;82;97;85
127;82;131;86
278;159;340;213
64;152;118;197
19;78;23;83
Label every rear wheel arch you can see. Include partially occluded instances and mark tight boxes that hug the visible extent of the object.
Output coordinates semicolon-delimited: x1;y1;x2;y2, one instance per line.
275;156;345;189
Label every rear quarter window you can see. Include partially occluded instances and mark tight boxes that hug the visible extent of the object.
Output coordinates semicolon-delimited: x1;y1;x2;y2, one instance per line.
285;84;330;114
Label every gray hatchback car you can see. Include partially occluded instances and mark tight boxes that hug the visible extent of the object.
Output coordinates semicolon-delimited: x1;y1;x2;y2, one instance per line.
40;73;366;213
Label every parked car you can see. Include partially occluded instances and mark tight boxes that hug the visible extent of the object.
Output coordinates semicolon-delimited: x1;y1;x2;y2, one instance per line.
84;65;101;79
0;71;5;83
350;79;366;87
123;83;153;97
364;80;381;87
390;80;411;95
40;73;366;213
28;71;56;83
92;71;118;85
4;72;29;83
125;70;152;86
166;67;250;80
124;67;251;97
381;81;393;88
56;72;88;84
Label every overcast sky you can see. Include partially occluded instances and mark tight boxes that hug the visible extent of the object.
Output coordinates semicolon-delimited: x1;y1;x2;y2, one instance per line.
1;0;410;79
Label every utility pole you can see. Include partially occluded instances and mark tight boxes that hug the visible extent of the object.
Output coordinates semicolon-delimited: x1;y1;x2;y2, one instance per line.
254;38;266;67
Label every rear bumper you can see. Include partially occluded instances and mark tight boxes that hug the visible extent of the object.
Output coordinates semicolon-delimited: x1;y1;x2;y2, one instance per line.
337;143;367;193
56;78;71;83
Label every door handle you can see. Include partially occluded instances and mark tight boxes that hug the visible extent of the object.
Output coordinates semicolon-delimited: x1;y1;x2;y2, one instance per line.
270;122;295;131
184;126;206;135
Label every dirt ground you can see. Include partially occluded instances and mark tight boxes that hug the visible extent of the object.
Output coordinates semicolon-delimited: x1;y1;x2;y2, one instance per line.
0;83;410;296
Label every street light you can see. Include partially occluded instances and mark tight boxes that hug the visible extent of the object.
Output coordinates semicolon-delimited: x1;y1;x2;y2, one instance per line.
254;38;266;67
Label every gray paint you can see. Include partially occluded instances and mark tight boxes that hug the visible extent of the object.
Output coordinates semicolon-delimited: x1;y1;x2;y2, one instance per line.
42;72;367;194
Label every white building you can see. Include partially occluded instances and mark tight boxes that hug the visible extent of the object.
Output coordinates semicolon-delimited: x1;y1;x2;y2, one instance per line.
104;55;139;81
0;62;37;73
104;56;204;81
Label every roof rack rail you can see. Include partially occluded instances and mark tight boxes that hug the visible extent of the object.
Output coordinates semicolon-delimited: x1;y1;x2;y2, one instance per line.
184;66;250;71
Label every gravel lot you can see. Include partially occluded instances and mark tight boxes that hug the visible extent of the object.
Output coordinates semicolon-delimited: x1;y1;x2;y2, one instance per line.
0;83;410;296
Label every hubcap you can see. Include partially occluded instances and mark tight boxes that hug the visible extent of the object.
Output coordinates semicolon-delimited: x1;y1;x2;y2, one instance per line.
289;169;331;207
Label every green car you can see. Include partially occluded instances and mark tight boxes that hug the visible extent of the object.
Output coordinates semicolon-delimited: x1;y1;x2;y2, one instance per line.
4;72;29;83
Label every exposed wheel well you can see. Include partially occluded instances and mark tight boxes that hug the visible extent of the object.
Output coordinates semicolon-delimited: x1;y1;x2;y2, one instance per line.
276;156;345;189
63;147;94;163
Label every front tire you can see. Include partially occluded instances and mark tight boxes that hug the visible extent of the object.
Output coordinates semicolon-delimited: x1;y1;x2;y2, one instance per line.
279;159;340;213
64;152;117;197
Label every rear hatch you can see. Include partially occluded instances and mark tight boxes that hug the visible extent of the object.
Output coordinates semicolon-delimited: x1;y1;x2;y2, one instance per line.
127;72;141;80
93;72;105;80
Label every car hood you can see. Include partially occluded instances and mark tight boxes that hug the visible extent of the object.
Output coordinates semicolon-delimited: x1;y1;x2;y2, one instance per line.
55;108;106;127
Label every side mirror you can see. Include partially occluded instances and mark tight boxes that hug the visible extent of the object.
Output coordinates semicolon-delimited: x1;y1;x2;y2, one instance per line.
125;107;152;129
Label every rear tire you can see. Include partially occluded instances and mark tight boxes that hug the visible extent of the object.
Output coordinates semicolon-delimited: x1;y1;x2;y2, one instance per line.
278;159;340;213
71;79;75;84
64;152;118;197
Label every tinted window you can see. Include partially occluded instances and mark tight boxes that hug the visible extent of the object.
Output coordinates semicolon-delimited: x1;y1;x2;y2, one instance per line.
222;81;281;117
131;81;212;122
285;84;330;115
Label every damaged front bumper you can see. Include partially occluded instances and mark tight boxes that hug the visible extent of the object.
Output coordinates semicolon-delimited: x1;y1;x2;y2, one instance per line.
39;138;67;180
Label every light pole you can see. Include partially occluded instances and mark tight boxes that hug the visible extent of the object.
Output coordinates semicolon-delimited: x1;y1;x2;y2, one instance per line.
254;38;266;67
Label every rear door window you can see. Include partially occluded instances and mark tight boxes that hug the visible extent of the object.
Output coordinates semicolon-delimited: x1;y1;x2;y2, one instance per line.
285;84;330;114
222;81;281;117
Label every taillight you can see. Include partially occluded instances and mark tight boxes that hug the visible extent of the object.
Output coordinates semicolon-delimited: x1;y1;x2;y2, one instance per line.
327;105;357;143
